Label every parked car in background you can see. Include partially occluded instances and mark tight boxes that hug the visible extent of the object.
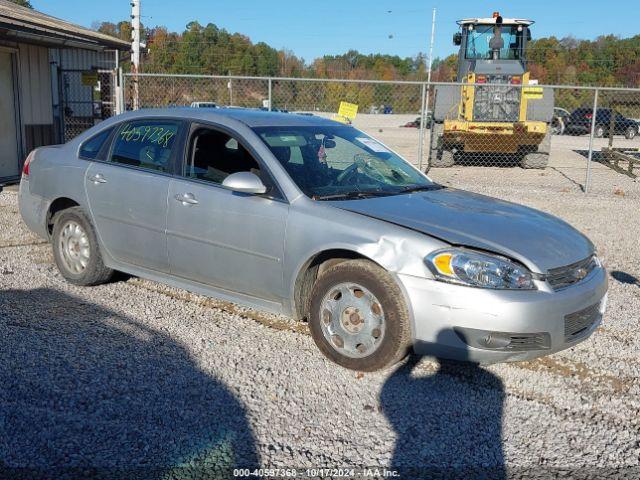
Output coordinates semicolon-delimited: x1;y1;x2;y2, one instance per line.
551;107;570;135
260;107;289;113
564;108;638;139
19;109;607;371
190;102;218;108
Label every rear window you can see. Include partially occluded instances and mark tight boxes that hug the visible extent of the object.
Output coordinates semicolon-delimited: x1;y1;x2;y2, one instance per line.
79;128;114;160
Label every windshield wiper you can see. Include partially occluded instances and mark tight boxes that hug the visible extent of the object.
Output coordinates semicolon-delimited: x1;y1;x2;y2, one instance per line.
399;184;444;194
314;190;394;201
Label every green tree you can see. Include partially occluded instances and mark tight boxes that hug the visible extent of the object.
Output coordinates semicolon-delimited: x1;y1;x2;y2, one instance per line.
93;17;640;87
8;0;32;8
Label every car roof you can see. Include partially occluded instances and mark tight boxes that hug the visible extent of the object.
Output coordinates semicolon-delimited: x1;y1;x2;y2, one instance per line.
116;107;341;128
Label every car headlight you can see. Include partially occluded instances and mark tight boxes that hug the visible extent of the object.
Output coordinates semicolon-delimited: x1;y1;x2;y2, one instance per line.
425;248;536;290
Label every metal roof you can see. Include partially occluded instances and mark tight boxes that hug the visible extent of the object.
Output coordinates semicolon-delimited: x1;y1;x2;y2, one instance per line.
0;0;129;50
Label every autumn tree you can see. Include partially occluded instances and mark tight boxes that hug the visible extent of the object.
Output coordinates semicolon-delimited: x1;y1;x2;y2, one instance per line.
8;0;32;8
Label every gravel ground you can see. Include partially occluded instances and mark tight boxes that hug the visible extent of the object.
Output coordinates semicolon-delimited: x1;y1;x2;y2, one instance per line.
1;164;639;480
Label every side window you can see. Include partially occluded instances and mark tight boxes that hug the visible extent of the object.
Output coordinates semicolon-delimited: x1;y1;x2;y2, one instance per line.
185;128;261;185
110;121;180;172
79;127;114;160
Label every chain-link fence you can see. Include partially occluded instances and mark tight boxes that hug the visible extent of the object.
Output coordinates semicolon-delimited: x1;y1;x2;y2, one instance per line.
59;69;118;142
120;73;640;194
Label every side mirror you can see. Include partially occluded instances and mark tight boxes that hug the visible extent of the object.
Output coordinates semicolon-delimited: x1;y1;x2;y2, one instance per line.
221;171;267;195
453;32;462;46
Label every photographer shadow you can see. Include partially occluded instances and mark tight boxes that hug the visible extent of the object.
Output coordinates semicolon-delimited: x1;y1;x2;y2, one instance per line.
380;331;506;479
0;288;259;479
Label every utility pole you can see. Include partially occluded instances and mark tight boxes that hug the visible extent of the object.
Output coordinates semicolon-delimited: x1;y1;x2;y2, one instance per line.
425;7;436;119
131;0;141;110
420;7;436;171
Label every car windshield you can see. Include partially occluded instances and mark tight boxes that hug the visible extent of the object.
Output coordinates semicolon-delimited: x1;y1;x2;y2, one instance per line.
465;24;522;60
253;125;437;200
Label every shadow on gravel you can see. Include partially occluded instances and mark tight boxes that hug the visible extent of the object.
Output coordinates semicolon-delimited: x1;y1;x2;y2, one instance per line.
0;288;259;479
610;270;639;286
380;332;506;479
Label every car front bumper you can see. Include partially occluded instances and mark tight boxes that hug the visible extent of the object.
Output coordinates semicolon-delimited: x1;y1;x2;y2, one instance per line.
397;266;608;364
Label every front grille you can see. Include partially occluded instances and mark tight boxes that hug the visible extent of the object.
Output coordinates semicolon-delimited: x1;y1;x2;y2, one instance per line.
564;302;601;342
473;75;521;122
547;256;598;291
505;333;551;351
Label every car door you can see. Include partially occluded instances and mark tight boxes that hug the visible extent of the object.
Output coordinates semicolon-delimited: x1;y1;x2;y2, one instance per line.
85;119;183;272
614;112;627;134
166;124;288;302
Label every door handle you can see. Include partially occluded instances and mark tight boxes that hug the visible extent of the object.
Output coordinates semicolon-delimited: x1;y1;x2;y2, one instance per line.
88;173;107;184
174;192;199;206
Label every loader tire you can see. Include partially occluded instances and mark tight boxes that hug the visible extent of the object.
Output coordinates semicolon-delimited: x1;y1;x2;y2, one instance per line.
431;150;455;168
520;153;549;169
520;128;551;169
429;123;455;168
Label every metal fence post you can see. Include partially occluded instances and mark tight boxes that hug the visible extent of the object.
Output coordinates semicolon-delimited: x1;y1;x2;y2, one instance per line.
585;88;599;193
116;68;125;115
268;78;272;111
417;82;427;170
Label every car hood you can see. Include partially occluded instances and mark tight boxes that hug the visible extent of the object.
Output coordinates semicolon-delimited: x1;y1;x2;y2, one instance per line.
332;188;594;273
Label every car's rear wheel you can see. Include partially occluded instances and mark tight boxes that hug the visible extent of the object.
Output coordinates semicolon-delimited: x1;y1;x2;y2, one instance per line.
594;125;606;138
52;207;114;286
308;259;411;371
625;126;637;140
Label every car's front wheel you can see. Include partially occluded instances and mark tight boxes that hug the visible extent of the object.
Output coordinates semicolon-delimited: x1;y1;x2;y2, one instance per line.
51;207;114;286
309;259;411;371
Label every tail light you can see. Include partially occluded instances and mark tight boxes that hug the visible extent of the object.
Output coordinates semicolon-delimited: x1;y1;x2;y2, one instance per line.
22;151;35;177
585;113;593;120
510;76;522;85
476;75;487;84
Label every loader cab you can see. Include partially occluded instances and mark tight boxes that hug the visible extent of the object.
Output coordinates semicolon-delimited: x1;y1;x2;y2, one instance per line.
454;14;533;81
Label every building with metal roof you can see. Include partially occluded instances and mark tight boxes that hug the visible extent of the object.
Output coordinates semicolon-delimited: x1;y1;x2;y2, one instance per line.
0;0;129;182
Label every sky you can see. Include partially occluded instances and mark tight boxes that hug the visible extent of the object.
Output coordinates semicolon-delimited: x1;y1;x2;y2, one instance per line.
32;0;639;62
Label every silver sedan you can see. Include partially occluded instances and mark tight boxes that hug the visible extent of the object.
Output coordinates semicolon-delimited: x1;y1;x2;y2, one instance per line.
19;108;608;371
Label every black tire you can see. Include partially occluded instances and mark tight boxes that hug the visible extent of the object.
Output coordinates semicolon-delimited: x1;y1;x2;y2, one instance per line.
308;259;411;372
429;123;455;168
625;126;637;140
520;129;551;169
520;153;549;169
551;117;564;136
51;207;114;286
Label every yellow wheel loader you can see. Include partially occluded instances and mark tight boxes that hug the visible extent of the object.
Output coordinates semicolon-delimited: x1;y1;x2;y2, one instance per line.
430;13;554;169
